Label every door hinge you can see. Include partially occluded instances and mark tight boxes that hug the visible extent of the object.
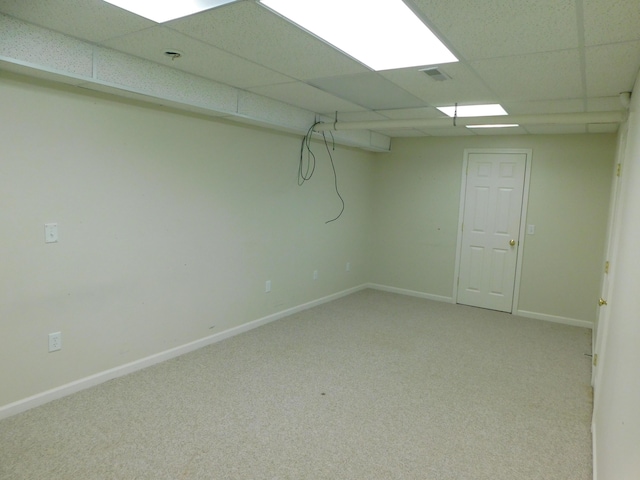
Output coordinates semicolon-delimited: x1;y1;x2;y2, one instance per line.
593;354;598;366
604;261;609;274
617;163;622;177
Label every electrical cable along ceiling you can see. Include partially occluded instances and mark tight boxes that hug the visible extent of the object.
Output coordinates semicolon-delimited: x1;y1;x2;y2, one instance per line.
0;0;637;140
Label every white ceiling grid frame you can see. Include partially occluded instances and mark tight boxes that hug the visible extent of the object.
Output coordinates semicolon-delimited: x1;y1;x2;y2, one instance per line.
523;124;588;135
260;0;457;71
0;12;390;151
587;96;629;112
469;49;585;101
582;0;640;45
167;1;369;81
248;81;367;115
471;125;529;135
309;72;429;110
378;107;444;120
372;128;433;138
102;25;294;89
408;0;580;60
379;63;498;106
501;99;587;116
0;0;155;43
585;41;640;97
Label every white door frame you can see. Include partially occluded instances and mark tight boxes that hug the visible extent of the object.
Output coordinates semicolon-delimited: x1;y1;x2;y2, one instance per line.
453;148;532;313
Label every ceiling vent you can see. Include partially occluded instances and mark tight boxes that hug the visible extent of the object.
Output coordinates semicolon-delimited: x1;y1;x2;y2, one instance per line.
420;67;451;81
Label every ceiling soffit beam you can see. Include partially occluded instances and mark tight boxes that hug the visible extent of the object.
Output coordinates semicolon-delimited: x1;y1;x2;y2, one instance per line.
0;14;391;152
314;111;628;132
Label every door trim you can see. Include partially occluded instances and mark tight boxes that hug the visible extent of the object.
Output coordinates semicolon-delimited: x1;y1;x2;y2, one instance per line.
453;148;532;313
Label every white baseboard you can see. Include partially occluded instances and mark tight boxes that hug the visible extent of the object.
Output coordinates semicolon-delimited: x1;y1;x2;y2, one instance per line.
366;283;455;304
0;284;368;420
592;420;598;480
367;284;593;330
515;309;594;329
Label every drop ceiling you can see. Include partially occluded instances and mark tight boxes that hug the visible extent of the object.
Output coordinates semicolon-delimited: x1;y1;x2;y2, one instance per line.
0;0;638;137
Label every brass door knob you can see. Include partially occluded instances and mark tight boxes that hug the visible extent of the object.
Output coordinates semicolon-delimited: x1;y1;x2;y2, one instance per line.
509;239;516;246
598;298;608;306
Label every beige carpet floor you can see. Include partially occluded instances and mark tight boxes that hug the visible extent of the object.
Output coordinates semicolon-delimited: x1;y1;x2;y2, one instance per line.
0;289;593;479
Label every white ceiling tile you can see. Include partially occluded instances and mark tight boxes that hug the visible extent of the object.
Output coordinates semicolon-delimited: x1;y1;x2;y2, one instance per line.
411;0;578;60
583;0;640;46
470;50;584;101
104;26;292;89
377;107;445;120
0;0;154;43
372;129;430;138
380;63;497;105
419;126;477;136
469;126;529;135
523;124;587;134
248;82;365;114
331;111;389;122
168;1;368;81
587;96;627;112
587;123;619;133
585;41;640;97
502;99;586;115
310;72;428;110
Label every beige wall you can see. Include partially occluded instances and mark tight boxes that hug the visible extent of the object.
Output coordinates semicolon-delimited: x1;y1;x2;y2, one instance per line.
0;73;373;406
370;134;616;322
0;71;618;412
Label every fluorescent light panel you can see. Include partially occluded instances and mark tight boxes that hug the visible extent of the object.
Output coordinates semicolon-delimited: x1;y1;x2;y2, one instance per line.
103;0;237;23
437;104;508;118
260;0;457;71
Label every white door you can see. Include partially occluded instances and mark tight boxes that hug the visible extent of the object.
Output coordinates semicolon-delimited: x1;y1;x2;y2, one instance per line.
457;151;527;312
592;129;627;388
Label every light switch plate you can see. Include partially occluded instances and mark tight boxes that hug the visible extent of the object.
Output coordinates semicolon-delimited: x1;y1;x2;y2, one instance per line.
45;223;58;243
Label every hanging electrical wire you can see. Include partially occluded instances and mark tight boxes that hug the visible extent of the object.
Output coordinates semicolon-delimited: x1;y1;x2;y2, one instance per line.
298;122;345;223
298;121;320;186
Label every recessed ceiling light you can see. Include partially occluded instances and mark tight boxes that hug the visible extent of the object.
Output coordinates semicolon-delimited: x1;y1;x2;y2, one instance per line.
259;0;458;71
437;104;508;117
103;0;237;23
466;124;520;129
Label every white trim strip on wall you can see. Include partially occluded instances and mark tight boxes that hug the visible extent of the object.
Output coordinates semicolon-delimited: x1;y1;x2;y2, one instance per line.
0;284;592;420
367;283;593;329
0;284;368;421
515;309;594;329
366;283;455;304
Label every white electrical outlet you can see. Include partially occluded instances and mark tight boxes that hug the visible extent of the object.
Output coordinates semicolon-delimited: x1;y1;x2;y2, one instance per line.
44;223;58;243
265;280;271;293
346;262;351;272
313;270;318;280
48;332;62;352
